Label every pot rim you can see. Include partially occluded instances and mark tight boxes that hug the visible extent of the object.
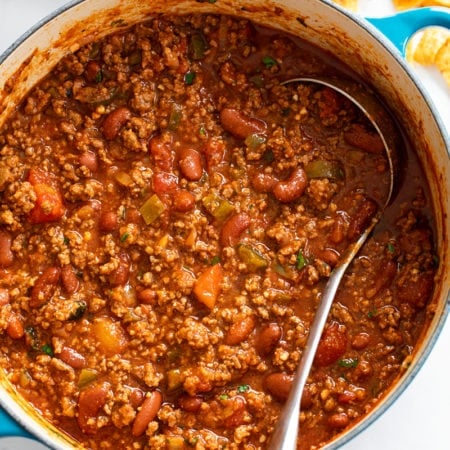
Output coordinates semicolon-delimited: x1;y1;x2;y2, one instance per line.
0;1;448;449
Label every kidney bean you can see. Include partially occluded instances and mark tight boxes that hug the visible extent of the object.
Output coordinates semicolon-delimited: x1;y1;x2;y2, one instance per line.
301;385;313;410
85;60;102;83
99;211;119;232
61;264;79;295
58;346;86;369
129;388;145;409
318;248;339;268
0;231;14;268
223;396;246;428
344;123;384;154
0;288;10;306
220;212;250;247
152;172;178;194
77;382;110;435
149;135;174;171
263;372;293;402
79;151;98;172
224;315;256;345
132;390;163;437
330;214;347;244
397;270;434;309
179;148;203;181
102;106;131;140
255;322;282;355
347;198;378;240
203;138;225;170
109;252;130;287
172;190;195;212
178;394;203;413
220;108;267;139
7;313;24;340
251;172;278;193
30;267;61;308
327;412;350;429
351;332;371;350
137;288;157;305
272;166;307;203
314;321;347;367
338;390;357;404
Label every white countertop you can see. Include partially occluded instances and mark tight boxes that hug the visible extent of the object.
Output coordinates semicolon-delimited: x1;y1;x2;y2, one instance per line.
0;1;449;449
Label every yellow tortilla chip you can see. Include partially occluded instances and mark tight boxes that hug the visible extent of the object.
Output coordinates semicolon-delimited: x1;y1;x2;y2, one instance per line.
412;27;449;65
435;39;450;72
331;0;358;11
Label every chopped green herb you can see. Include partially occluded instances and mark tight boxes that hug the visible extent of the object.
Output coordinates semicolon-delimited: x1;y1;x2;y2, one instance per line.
185;436;200;447
296;249;308;270
219;394;229;400
387;242;395;253
368;308;378;319
69;300;87;321
94;70;103;83
63;236;70;245
237;384;250;393
41;343;54;357
210;255;221;265
338;358;358;368
120;232;130;242
199;125;207;137
262;55;277;68
184;71;196;85
25;326;39;351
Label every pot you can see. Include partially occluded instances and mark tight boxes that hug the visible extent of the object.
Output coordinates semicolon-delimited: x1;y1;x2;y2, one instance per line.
0;1;448;449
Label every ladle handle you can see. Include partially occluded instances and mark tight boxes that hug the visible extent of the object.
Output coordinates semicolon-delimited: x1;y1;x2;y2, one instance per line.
268;216;380;450
367;7;450;56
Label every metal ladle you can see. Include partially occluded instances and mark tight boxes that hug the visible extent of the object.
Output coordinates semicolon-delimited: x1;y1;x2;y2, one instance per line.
267;77;398;450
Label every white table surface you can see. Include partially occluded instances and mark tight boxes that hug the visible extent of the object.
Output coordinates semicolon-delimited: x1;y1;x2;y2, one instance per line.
0;1;448;449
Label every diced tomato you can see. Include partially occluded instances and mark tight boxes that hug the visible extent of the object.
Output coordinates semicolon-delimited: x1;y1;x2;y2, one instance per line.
28;169;65;224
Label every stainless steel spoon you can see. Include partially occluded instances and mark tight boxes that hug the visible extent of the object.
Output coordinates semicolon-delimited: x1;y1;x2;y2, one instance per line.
267;77;398;450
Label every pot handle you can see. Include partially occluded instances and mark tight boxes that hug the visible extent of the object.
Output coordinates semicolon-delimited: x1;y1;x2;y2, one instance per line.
0;408;32;437
367;7;450;56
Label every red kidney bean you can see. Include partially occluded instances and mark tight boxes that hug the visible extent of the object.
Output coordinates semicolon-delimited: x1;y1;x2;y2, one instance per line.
263;372;293;402
255;322;282;355
272;166;307;203
220;212;250;247
338;390;357;404
301;386;313;410
224;315;256;345
58;346;86;369
61;264;79;295
30;267;61;308
251;172;278;193
129;388;145;408
314;321;347;367
397;270;434;309
318;248;339;268
172;189;195;212
99;211;119;232
203;138;225;170
179;148;203;181
136;288;157;305
327;412;350;429
7;313;24;340
351;332;371;350
223;396;246;428
152;172;178;194
178;394;203;413
330;214;346;244
0;288;10;306
79;151;98;172
0;231;14;268
85;60;102;83
109;252;130;287
344;123;384;154
347;198;378;240
77;382;110;435
102;107;131;140
219;108;267;139
132;391;163;437
149;135;174;171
